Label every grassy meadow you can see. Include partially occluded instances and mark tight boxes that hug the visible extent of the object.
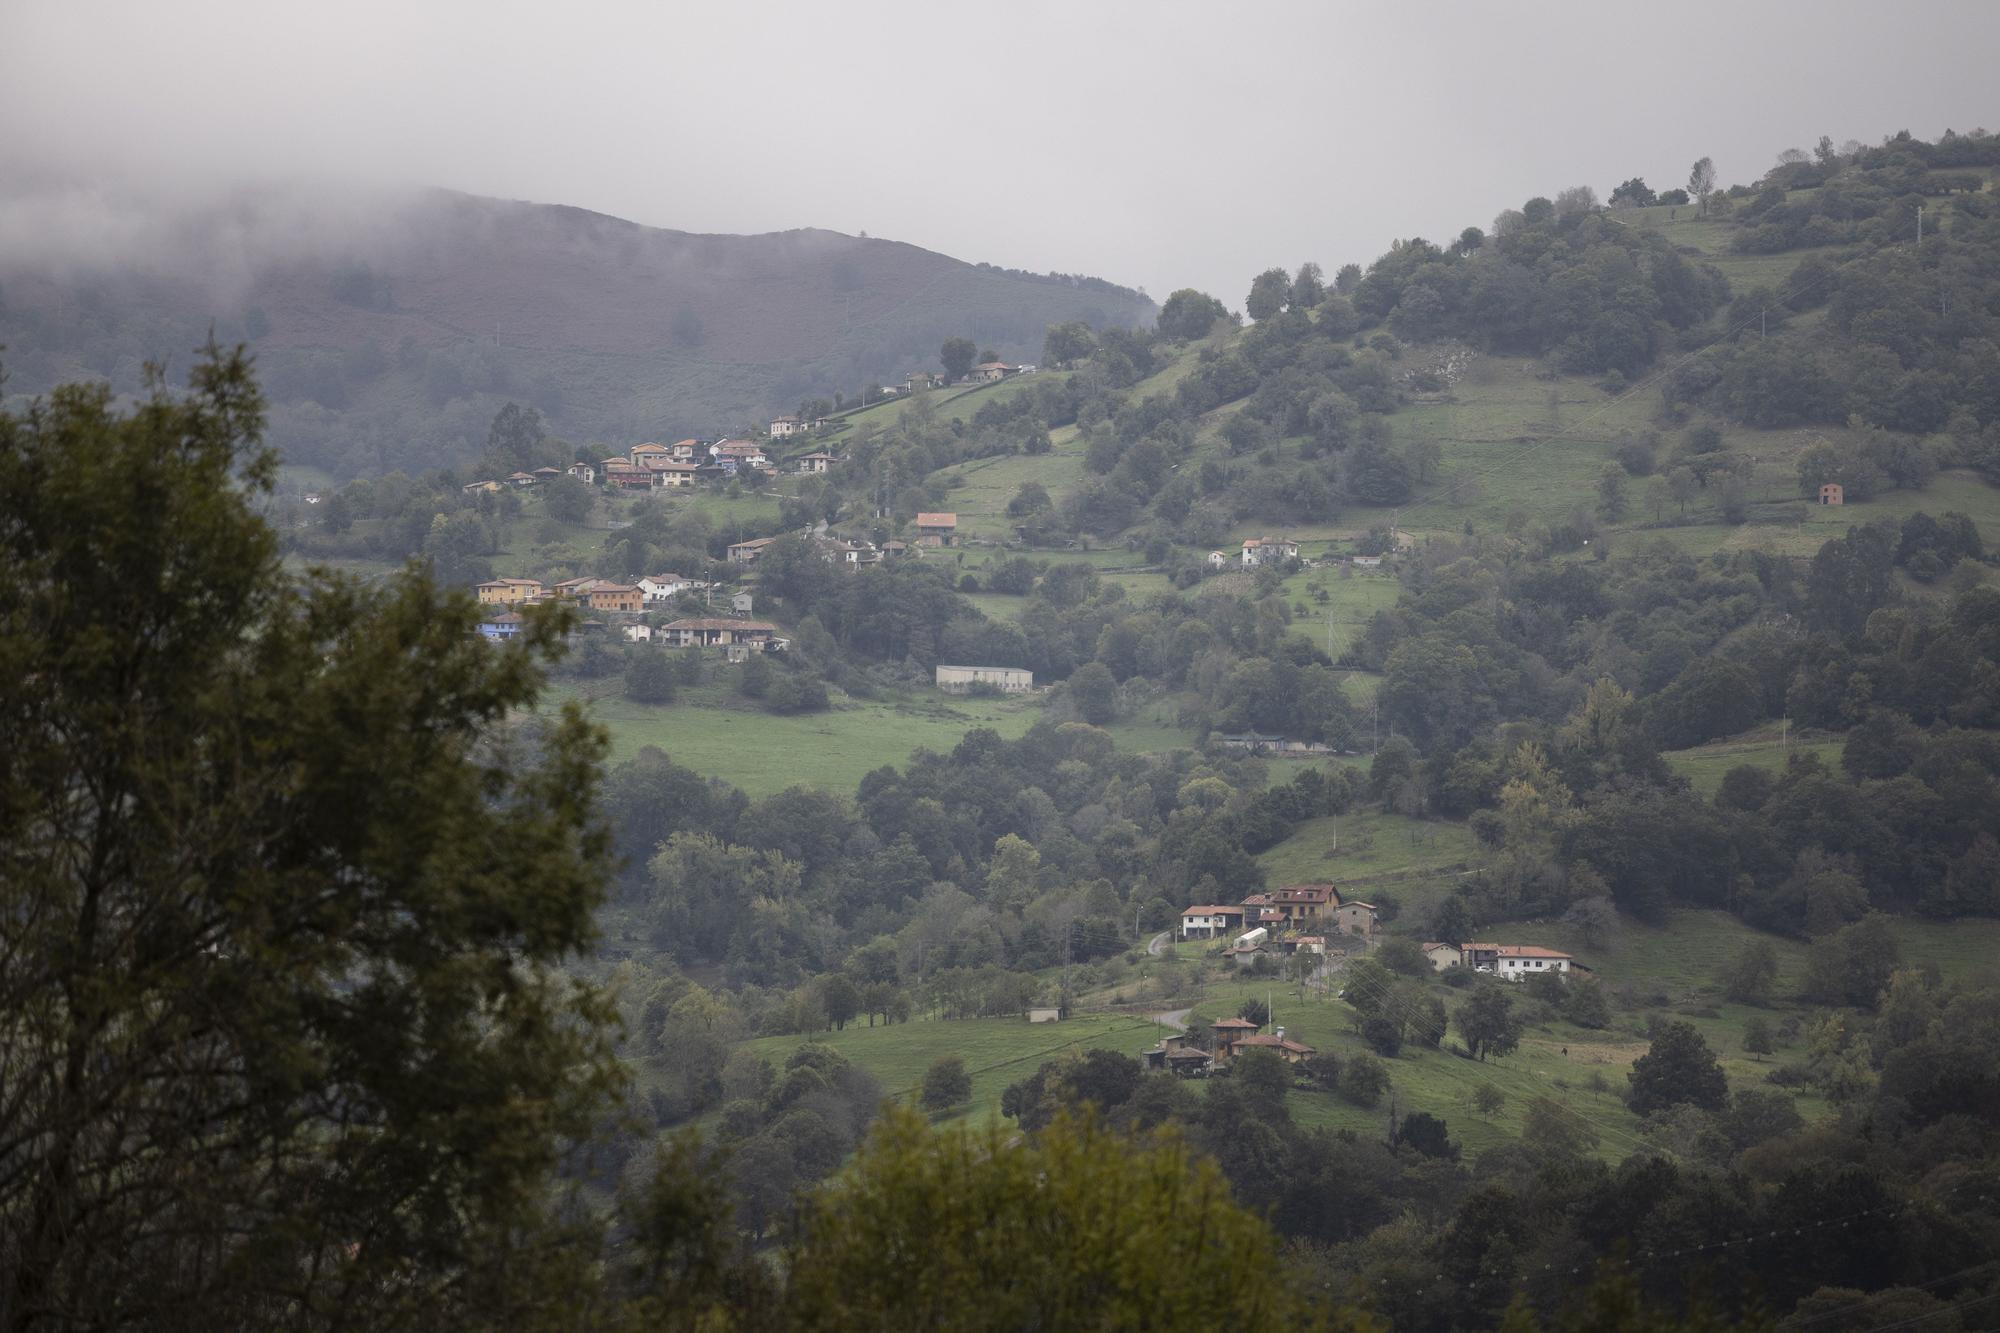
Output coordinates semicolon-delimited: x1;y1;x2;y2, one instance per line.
544;680;1043;796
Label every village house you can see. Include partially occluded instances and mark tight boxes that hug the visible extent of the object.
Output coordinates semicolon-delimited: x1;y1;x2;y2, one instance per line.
968;361;1015;383
1179;905;1246;940
711;439;769;468
727;536;778;564
1290;935;1327;955
462;479;503;494
1422;942;1465;971
622;623;654;643
637;573;694;603
1330;901;1379;938
1241;537;1300;568
505;471;537;488
815;537;875;566
1423;942;1574;978
915;512;958;547
1143;1031;1214;1076
585;584;644;614
552;577;604;600
935;664;1034;694
1235;1030;1316;1064
1208;1017;1262;1062
1819;482;1845;505
657;618;788;655
566;462;596;484
1269;883;1339;925
475;578;545;605
475;611;526;640
882;539;912;559
629;443;672;470
604;464;659;492
532;467;564;485
1239;893;1284;932
769;415;805;439
599;456;632;471
1482;944;1573;979
905;371;939;394
1206;550;1230;569
796;451;838;474
655;462;700;488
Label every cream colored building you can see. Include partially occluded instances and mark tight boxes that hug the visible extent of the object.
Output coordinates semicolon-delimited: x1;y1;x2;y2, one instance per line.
936;664;1033;693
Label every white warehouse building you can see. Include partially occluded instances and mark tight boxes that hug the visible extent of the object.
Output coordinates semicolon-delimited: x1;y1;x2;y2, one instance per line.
935;664;1034;694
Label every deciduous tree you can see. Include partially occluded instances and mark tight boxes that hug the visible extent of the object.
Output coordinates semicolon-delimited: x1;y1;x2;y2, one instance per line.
0;351;620;1327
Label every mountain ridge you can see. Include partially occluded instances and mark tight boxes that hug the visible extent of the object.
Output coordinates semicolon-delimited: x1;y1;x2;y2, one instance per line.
0;185;1153;476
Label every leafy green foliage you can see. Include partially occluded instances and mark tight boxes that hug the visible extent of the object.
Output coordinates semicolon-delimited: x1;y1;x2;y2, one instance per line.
1628;1020;1729;1115
783;1107;1347;1331
0;351;620;1326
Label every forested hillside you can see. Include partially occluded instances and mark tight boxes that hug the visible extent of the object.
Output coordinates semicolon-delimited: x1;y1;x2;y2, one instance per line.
65;126;2000;1329
0;186;1153;478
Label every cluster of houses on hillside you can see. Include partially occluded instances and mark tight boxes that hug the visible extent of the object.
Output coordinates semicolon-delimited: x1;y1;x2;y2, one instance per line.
461;431;845;498
470;574;789;659
724;513;956;567
1181;883;1379;966
1144;1014;1316;1079
895;362;1033;396
1179;884;1575;981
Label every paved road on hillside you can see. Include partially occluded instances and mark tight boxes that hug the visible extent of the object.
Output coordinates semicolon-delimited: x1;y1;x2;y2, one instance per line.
1151;1007;1191;1031
1147;930;1172;957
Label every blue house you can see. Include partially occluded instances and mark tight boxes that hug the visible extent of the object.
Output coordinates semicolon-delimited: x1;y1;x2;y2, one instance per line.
477;611;526;640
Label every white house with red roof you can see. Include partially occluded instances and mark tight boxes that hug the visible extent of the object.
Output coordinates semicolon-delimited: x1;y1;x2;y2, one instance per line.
1180;905;1246;939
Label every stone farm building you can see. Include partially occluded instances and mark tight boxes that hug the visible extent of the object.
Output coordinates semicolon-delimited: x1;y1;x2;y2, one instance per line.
915;513;958;547
935;664;1033;693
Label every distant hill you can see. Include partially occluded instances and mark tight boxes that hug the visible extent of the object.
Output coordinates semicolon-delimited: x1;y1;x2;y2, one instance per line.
0;187;1153;477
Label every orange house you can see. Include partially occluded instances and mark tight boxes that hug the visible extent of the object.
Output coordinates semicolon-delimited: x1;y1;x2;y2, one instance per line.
586;584;644;614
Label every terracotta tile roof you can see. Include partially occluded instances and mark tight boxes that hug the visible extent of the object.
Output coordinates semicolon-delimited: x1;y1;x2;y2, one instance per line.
1237;1034;1315;1054
1182;905;1244;915
1493;945;1573;960
915;512;958;527
1209;1018;1261;1030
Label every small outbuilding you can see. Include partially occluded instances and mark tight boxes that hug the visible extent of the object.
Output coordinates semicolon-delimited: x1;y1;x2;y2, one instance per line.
1025;1007;1062;1023
1819;482;1844;506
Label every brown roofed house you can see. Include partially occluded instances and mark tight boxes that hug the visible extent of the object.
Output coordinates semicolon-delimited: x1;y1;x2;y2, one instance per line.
915;513;958;548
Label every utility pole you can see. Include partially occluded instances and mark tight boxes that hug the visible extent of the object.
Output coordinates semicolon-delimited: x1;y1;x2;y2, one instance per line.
1916;204;1923;247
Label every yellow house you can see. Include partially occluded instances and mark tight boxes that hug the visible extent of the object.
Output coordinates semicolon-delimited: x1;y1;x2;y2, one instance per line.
475;578;545;605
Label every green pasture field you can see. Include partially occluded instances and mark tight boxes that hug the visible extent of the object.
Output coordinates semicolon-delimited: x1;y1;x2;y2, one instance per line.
1663;725;1846;796
542;680;1042;796
1179;970;1655;1160
739;1012;1168;1126
1257;809;1478;915
932;430;1088;543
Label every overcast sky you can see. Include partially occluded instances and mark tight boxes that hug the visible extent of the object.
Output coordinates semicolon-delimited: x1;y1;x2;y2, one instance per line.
4;0;1996;305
